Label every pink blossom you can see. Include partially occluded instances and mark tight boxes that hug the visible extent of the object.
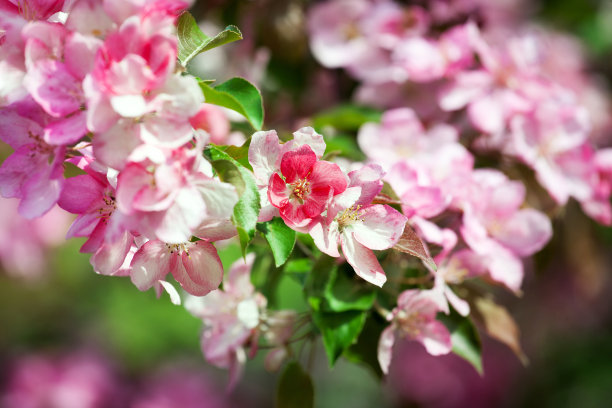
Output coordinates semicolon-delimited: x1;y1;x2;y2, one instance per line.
2;352;120;408
189;104;231;145
307;0;373;70
84;11;202;169
130;238;224;297
309;165;407;286
378;289;452;375
184;254;266;388
0;103;66;218
58;162;134;277
438;29;548;135
507;97;593;206
185;254;295;387
249;127;334;224
268;144;347;228
459;170;552;291
115;137;238;244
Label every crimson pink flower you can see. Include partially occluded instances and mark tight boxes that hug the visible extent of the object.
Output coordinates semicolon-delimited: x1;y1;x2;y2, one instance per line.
268;144;347;228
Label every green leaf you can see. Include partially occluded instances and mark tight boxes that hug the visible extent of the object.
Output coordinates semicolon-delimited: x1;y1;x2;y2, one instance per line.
439;313;483;374
204;146;260;255
199;78;264;130
283;258;313;286
312;104;382;132
222;140;252;170
313;310;367;367
323;266;376;313
257;217;296;267
322;134;365;162
177;12;242;66
276;362;314;408
344;314;386;379
305;255;337;311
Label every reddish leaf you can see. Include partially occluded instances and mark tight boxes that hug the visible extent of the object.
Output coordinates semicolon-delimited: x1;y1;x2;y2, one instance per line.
371;193;402;206
393;224;437;271
474;297;528;365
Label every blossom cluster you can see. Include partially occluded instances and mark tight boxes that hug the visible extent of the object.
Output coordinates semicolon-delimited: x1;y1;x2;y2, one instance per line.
0;0;243;300
2;0;611;396
308;0;612;372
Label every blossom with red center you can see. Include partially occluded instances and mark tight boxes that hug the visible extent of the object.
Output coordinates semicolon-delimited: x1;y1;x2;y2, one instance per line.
268;144;347;228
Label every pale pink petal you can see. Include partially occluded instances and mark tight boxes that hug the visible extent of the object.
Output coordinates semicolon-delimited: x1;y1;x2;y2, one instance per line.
487;250;524;293
130;240;172;291
224;253;256;296
23;60;82;118
341;233;386;287
347;164;384;205
157;280;181;305
418;320;452;356
92;119;141;170
444;285;470;317
64;32;102;79
196;179;238;219
438;70;492;111
194;218;237;241
285;127;326;158
153;188;207;244
468;93;505;134
350;205;407;250
377;326;396;375
110;94;148;117
90;231;132;276
401;186;448;219
494;208;552;257
309;218;341;257
174;241;223;296
248;130;281;185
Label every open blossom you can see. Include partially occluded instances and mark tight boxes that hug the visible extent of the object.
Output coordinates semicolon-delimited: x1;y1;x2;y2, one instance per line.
309;165;407;286
0;101;66;218
58;158;134;277
378;289;452;375
84;9;202;169
115;133;238;244
185;254;295;389
268;144;347;228
130;238;224;297
248;127;326;222
459;169;552;292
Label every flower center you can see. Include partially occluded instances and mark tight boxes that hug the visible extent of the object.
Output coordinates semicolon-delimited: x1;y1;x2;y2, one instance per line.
396;310;427;338
98;192;117;222
337;205;363;231
165;242;189;256
291;178;311;203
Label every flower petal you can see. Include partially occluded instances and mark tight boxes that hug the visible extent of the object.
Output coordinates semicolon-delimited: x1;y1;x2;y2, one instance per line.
341;233;386;287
